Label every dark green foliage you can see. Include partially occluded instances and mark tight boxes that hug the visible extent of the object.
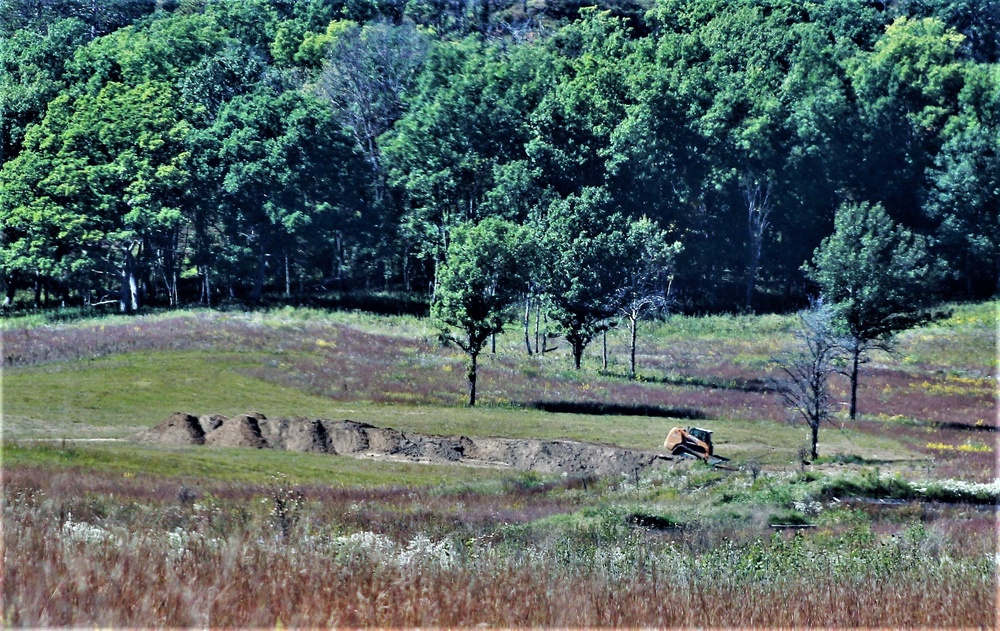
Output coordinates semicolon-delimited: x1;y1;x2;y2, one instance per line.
0;17;89;164
818;471;922;502
807;202;946;341
432;217;529;405
0;0;996;312
539;188;628;369
0;0;162;39
805;202;948;419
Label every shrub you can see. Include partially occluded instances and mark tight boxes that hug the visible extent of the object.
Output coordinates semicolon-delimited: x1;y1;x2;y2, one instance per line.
916;479;1000;505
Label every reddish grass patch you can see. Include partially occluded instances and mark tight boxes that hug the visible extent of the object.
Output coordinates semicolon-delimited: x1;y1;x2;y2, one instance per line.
5;466;996;628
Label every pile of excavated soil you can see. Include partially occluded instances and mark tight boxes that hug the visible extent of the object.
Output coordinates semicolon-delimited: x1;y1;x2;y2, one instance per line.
133;412;206;445
133;412;673;477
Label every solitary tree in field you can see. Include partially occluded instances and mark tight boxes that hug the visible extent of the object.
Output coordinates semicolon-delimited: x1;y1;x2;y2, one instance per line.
432;218;528;406
804;202;947;419
540;188;630;370
615;217;682;380
774;300;844;460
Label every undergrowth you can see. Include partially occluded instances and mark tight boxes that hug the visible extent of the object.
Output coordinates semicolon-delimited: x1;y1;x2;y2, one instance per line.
5;463;995;628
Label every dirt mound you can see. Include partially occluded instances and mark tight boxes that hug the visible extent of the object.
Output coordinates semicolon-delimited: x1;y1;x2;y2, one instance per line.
462;437;656;477
205;413;266;449
133;412;205;446
134;413;672;477
199;414;226;432
258;416;331;453
325;420;373;454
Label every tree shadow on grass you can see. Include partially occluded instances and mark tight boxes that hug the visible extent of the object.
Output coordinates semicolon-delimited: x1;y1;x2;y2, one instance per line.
521;400;706;420
599;371;777;393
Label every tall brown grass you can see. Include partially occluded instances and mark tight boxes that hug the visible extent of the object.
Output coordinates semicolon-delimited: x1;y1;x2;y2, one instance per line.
5;468;996;628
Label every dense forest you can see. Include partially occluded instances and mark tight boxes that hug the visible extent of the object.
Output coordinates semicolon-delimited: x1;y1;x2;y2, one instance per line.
1;0;997;314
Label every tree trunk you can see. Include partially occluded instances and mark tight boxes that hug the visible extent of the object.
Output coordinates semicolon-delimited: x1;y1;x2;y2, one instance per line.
252;241;266;303
119;245;139;313
849;346;861;420
534;302;541;354
335;231;344;291
810;421;819;460
202;268;212;307
629;316;638;380
3;272;16;308
167;229;179;306
572;341;583;370
467;350;478;407
602;330;608;371
523;297;533;355
541;312;548;355
745;257;759;313
743;178;771;313
284;252;291;299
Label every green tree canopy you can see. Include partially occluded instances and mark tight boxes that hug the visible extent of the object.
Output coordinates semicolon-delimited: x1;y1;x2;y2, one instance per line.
805;201;947;419
540;187;631;369
432;217;530;406
0;79;193;310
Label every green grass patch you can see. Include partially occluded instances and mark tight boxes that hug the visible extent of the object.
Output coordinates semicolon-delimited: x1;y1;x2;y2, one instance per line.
652;311;796;341
2;440;517;487
895;301;997;373
3;348;921;472
3;351;348;439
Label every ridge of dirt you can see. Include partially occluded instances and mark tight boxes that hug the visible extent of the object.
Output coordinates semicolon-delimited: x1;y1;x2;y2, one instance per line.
132;412;673;477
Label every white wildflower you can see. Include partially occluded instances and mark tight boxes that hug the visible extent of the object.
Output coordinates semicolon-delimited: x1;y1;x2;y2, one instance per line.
397;533;456;569
332;531;457;569
61;519;119;546
792;500;823;516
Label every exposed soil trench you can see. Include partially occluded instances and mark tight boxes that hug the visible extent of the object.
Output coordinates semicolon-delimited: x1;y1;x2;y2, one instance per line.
133;412;673;478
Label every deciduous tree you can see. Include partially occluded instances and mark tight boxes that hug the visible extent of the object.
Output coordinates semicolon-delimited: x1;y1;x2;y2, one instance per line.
432;218;529;406
541;188;630;369
774;300;845;460
805;201;947;420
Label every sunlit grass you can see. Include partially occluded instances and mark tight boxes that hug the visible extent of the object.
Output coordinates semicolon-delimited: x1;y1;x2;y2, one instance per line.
895;301;998;375
3;441;518;487
3;300;994;479
4;344;919;474
4;351;341;438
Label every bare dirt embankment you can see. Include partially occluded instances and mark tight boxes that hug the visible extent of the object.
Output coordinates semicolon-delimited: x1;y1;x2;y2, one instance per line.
132;412;672;477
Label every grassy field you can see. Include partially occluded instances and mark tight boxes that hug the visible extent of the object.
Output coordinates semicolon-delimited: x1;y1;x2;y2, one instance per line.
3;301;997;626
4;300;995;475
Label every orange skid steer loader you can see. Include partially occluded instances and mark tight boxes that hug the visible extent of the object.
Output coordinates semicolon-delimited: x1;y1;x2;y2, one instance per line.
663;427;730;466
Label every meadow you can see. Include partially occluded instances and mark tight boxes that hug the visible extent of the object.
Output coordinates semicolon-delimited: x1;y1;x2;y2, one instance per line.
3;301;997;626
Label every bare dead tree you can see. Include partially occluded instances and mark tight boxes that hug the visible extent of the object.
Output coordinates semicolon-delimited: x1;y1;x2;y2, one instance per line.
316;21;427;202
617;289;669;380
743;176;773;313
773;300;845;460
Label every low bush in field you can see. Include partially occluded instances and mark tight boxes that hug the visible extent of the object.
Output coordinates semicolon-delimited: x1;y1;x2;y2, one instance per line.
917;478;1000;504
817;470;1000;505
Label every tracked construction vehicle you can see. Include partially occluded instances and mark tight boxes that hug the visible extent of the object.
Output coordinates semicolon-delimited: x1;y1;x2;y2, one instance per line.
663;426;730;466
